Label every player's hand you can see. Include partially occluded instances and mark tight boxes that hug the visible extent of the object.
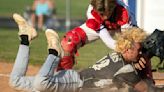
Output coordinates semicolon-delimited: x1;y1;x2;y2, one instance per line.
134;57;146;70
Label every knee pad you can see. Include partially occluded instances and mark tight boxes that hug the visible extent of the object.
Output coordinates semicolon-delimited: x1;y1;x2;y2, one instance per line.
61;27;86;54
57;56;75;70
60;28;87;70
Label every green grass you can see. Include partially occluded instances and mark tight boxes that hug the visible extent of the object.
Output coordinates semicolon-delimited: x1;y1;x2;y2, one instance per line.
0;28;110;70
0;0;33;17
0;0;89;19
0;28;163;70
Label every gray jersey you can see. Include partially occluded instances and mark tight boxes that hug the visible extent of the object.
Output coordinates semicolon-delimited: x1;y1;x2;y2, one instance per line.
79;52;140;88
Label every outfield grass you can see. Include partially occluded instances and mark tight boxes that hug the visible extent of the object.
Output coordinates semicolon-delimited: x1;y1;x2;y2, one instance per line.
0;28;162;70
0;0;89;19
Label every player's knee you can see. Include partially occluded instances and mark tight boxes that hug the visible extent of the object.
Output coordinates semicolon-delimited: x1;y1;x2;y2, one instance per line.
9;75;21;89
33;76;50;92
61;32;81;53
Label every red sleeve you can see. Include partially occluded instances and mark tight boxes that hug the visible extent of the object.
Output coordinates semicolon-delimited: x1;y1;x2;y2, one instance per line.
91;9;103;24
104;21;120;30
116;5;129;26
104;5;129;30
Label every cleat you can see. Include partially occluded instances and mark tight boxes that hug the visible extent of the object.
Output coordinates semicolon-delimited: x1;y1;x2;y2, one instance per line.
13;13;37;41
45;29;64;57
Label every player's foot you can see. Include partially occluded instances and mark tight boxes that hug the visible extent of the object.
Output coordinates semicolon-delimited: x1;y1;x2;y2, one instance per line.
45;29;64;57
13;13;37;41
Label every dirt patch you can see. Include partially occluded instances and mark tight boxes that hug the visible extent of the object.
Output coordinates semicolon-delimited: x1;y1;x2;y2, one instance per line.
153;72;164;86
0;62;39;92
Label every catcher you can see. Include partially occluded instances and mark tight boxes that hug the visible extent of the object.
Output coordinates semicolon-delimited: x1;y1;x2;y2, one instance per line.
58;0;138;70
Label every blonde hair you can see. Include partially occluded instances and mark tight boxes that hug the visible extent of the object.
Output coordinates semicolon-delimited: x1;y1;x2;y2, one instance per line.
115;27;147;53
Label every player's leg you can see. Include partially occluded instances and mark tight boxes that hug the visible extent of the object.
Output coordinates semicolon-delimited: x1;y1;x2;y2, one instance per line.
34;29;82;92
9;13;37;91
37;29;63;76
34;29;63;91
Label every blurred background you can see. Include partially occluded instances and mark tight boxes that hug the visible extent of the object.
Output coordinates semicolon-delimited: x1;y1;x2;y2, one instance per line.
1;0;164;32
0;0;89;31
134;0;164;33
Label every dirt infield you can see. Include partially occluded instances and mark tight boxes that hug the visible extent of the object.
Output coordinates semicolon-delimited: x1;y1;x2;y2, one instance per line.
0;62;39;92
0;62;163;92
